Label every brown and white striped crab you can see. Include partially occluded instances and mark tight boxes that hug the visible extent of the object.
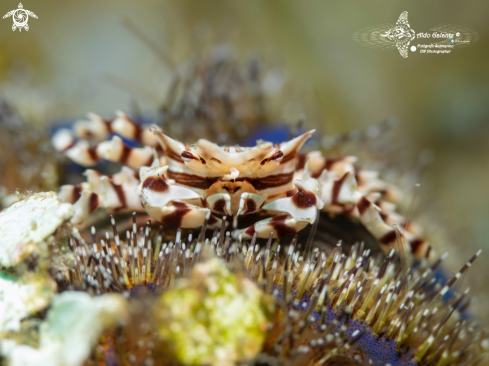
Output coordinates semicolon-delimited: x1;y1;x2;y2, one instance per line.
53;112;430;259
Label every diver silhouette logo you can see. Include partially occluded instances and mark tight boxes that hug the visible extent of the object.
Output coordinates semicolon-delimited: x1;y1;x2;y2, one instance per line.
381;12;416;58
3;3;38;32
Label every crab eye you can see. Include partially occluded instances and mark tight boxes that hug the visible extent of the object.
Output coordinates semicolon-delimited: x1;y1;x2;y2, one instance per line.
181;151;206;164
260;150;284;165
271;150;284;160
181;151;196;160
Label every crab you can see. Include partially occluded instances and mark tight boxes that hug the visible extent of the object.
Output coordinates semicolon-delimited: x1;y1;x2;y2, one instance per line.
52;111;430;259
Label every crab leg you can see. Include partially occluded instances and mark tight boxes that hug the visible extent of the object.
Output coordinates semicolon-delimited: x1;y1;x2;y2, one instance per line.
52;112;159;168
58;166;145;224
54;135;155;169
302;155;431;258
71;190;101;224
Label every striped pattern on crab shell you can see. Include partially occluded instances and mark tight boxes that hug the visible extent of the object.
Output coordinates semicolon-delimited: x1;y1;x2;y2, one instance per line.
152;128;315;178
165;170;295;192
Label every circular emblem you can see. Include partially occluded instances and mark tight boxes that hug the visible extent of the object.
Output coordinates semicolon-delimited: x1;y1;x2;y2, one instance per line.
12;8;28;28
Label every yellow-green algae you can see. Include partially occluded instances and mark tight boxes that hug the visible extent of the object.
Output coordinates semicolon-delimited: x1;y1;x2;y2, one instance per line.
155;258;271;366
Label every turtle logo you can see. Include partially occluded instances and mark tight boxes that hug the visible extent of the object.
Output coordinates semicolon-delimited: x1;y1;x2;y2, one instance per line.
3;3;38;32
381;12;416;58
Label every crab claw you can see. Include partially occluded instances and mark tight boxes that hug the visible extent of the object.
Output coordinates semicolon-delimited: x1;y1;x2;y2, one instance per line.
262;178;324;224
155;201;211;228
240;213;309;239
236;193;267;216
206;193;232;216
139;165;201;210
85;169;103;193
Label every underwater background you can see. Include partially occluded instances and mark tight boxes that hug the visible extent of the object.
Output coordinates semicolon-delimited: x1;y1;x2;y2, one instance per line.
1;0;489;325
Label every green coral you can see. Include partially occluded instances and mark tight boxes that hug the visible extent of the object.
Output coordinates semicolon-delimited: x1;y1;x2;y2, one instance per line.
155;258;270;366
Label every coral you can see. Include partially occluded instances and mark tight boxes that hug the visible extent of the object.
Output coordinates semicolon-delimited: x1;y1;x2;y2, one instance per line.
3;292;127;366
155;258;270;365
0;272;55;333
0;192;73;267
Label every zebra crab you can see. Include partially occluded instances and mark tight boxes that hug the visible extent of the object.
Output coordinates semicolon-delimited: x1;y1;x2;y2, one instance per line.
53;112;429;258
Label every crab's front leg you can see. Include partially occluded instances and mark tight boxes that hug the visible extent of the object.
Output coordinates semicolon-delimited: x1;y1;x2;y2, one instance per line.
240;173;324;238
144;199;217;228
138;164;220;228
241;213;310;239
